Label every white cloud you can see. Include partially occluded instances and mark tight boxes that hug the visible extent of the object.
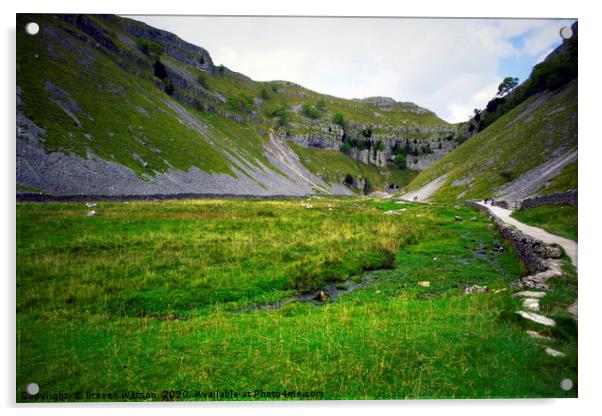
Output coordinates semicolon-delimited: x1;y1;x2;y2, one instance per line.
522;21;565;56
447;80;500;123
130;16;574;123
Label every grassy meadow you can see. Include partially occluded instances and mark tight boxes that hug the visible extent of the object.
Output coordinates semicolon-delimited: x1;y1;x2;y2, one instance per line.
511;204;578;241
16;198;577;401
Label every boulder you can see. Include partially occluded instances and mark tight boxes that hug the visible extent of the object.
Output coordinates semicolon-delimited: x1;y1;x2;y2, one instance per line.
515;311;556;326
315;291;330;302
526;330;552;340
543;246;562;258
464;285;488;295
545;347;565;357
522;298;540;311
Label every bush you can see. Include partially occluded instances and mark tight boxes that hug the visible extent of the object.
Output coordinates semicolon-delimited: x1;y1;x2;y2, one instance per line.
260;88;270;100
340;143;352;156
393;154;406;169
344;174;354;185
136;39;162;58
361;126;373;138
270;106;289;126
302;102;320;119
315;99;326;111
453;130;469;144
270;83;278;92
363;178;373;195
332;112;345;128
227;93;254;112
217;64;225;75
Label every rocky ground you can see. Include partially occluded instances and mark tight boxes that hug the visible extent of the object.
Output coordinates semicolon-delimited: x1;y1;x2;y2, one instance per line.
496;150;578;201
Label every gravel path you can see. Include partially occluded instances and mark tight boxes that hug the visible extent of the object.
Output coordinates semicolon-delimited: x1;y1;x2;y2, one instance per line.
477;202;577;269
400;174;448;202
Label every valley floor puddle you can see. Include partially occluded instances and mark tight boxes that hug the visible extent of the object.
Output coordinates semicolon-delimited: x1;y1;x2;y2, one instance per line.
244;269;405;312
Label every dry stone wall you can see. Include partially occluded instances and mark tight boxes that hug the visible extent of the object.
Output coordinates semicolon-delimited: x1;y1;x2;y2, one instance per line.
466;201;562;274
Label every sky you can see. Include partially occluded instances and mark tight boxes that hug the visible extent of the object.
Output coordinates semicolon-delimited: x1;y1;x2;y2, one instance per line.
130;16;575;123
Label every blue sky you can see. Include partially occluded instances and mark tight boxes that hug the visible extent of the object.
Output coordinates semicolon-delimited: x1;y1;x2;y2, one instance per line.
132;16;575;123
498;30;564;84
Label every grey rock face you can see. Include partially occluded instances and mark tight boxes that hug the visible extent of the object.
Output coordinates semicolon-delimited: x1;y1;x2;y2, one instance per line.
495;150;577;200
285;131;456;170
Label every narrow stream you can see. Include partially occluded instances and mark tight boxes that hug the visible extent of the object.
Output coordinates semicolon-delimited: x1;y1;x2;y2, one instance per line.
245;269;404;312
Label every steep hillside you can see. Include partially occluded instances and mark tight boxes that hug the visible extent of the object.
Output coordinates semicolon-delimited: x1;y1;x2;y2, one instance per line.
16;14;453;196
403;29;577;203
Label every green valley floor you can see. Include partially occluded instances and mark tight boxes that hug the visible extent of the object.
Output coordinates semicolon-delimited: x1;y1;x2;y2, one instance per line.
16;197;577;401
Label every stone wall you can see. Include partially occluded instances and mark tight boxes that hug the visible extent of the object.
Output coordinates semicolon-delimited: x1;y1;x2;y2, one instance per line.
465;201;562;274
491;190;577;211
520;190;577;210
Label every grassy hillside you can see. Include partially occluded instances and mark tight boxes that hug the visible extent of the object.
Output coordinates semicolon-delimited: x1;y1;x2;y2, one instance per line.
17;199;577;400
541;161;577;195
17;14;450;193
17;15;257;177
404;80;577;202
